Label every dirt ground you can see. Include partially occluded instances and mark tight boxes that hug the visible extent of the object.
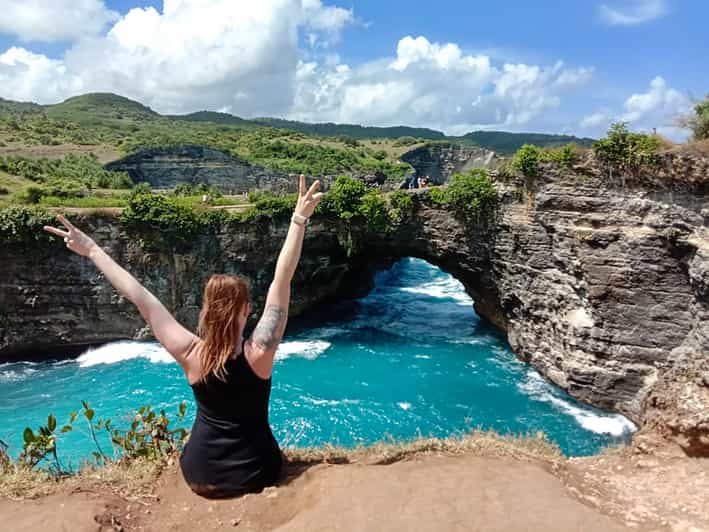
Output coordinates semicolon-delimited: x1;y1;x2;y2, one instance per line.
1;442;707;532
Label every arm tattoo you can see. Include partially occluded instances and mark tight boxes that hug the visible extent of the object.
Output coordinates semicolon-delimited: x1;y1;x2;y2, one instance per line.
252;305;287;350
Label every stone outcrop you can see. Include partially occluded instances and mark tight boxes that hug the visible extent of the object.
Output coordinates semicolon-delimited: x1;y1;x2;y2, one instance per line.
399;142;500;185
2;150;708;454
105;145;296;194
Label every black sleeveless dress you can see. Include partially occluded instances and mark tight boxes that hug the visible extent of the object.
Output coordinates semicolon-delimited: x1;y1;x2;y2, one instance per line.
179;342;282;498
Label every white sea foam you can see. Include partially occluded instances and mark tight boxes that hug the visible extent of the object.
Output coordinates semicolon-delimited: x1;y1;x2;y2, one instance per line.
76;341;173;367
0;367;38;383
400;276;473;306
415;354;432;359
518;370;636;436
397;402;412;411
275;340;331;361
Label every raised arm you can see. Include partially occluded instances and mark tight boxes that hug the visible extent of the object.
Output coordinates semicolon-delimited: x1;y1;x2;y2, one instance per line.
43;215;196;367
246;175;323;378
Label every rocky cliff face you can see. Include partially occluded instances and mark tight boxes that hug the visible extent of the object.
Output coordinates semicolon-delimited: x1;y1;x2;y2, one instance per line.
2;151;708;454
105;145;300;193
399;143;499;184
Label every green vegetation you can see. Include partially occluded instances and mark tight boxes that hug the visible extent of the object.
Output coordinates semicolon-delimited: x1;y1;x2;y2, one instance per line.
681;94;709;141
428;169;498;221
459;131;593;155
0;205;58;247
593;122;660;176
2;401;187;477
388;189;415;223
510;143;579;177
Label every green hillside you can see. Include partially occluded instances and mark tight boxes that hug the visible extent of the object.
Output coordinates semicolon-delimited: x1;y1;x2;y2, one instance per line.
458;131;595;154
45;93;158;123
252;117;446;141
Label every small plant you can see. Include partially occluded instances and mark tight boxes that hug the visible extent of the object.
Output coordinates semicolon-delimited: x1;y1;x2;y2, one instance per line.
593;122;660;177
110;403;188;460
18;414;72;475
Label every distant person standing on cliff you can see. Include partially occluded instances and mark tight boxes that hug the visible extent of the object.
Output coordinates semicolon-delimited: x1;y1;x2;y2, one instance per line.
43;175;324;498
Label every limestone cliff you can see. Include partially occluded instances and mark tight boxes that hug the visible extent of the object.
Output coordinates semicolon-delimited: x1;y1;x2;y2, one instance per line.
399;142;499;184
2;151;708;454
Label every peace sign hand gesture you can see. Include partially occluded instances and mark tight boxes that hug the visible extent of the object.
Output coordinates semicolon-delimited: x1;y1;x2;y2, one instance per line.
43;214;98;257
294;174;324;220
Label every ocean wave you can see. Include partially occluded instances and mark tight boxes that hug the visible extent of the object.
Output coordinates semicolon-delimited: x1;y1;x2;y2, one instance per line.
399;276;473;306
76;341;173;367
518;370;636;436
0;366;39;383
275;340;331;361
397;402;412;410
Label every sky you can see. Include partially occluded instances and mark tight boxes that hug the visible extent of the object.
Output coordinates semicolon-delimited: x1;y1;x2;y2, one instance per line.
0;0;706;140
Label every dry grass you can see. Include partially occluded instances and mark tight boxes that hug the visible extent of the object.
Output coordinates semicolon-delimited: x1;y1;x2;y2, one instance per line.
671;138;709;156
284;430;563;467
0;458;164;501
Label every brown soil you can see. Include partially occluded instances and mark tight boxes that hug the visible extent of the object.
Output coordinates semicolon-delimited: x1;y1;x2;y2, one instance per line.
0;452;641;532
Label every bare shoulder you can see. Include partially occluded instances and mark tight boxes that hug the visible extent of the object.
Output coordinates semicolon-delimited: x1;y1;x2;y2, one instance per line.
181;336;204;385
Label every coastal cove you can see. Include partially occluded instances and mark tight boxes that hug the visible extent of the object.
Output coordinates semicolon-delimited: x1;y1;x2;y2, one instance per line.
0;259;635;463
2;152;709;457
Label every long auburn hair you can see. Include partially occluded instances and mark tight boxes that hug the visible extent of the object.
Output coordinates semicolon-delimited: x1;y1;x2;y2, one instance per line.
197;274;250;383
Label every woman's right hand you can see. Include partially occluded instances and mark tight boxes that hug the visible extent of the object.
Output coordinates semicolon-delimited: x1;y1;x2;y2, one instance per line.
43;214;98;258
295;174;324;219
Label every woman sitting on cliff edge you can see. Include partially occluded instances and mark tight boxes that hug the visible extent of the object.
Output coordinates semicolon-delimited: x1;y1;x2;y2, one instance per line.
43;175;324;498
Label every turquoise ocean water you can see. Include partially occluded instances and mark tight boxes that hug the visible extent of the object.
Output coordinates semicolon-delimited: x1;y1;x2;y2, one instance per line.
0;258;634;465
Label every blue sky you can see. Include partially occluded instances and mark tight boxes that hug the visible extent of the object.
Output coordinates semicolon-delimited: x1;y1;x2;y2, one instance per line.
0;0;705;139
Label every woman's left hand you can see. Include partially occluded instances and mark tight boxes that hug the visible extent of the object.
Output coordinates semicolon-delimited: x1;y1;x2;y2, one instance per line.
43;214;98;257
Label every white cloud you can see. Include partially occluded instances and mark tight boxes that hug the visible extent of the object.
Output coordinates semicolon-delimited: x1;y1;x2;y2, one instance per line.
0;0;355;117
580;111;609;129
599;0;668;26
0;0;119;42
579;77;691;140
0;4;593;135
620;76;687;123
291;36;593;133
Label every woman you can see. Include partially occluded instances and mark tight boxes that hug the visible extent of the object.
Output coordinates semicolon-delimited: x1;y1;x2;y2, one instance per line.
44;175;323;498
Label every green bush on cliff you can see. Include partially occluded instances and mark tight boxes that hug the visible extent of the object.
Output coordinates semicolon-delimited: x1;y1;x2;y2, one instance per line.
388;190;415;223
424;169;498;222
243;190;297;220
593;122;660;176
121;191;207;249
512;144;542;177
0;205;57;246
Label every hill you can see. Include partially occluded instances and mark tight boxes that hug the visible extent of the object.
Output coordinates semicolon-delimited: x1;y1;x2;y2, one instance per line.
169;110;252;126
45;93;158;124
251;117;446;141
458;130;595;154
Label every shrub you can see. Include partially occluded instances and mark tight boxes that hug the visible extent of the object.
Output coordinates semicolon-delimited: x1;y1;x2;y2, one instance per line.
388;190;414;222
318;175;368;221
372;149;387;160
243;191;297;220
512;144;542;177
424;169;498;222
541;143;577;169
0;205;57;246
121;192;205;250
358;191;389;231
593;122;660;176
681;94;709;141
